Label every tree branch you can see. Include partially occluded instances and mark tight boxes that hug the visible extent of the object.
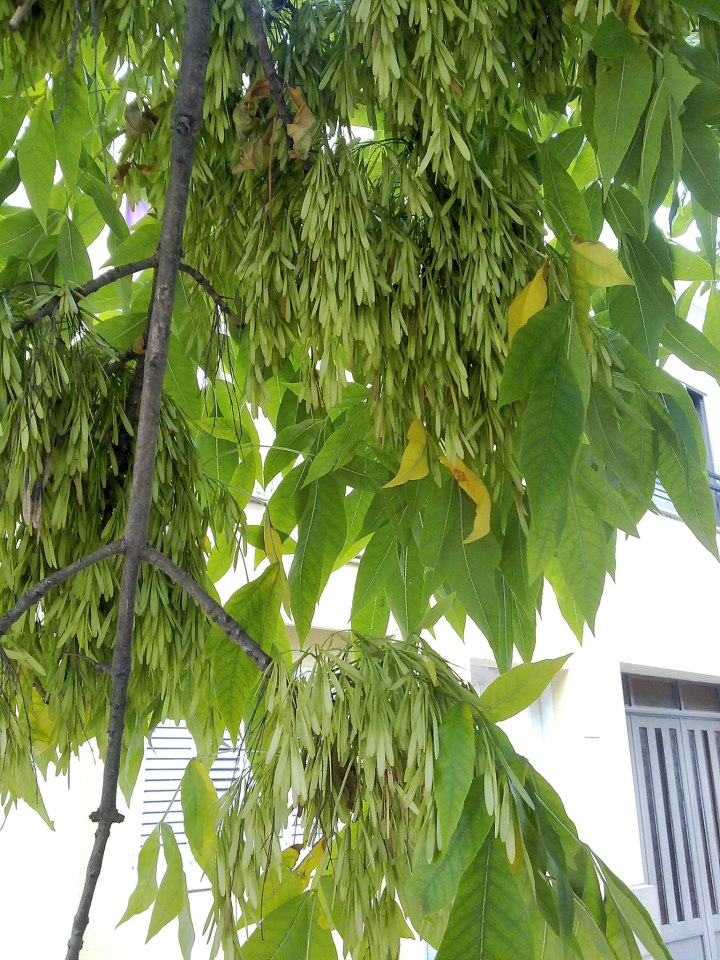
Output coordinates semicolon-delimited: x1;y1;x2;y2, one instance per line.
65;3;214;957
141;546;271;670
15;258;158;332
179;263;240;324
243;0;293;125
0;542;126;640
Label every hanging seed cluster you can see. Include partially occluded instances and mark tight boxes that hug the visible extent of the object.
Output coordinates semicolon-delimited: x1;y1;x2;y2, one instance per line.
0;0;567;463
0;304;237;796
212;636;518;960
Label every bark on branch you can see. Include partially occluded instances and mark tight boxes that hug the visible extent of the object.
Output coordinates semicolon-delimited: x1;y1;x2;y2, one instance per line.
65;3;214;957
141;546;271;670
243;0;293;125
0;541;126;640
16;258;158;332
16;257;236;333
179;264;240;324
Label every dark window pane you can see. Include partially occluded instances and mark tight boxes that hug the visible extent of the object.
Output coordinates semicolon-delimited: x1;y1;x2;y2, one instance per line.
670;728;700;918
688;729;718;914
630;676;680;710
641;726;669;925
680;683;720;714
655;728;685;921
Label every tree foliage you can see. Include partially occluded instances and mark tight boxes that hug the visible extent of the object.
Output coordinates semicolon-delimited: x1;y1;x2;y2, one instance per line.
0;0;719;957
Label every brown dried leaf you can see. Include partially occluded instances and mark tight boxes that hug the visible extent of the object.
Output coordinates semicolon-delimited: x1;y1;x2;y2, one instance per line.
232;137;272;174
125;101;157;139
286;86;315;161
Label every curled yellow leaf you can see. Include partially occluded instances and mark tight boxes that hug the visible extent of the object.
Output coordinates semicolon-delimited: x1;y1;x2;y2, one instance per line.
618;0;647;35
440;457;491;542
570;237;633;287
507;262;549;342
384;419;429;487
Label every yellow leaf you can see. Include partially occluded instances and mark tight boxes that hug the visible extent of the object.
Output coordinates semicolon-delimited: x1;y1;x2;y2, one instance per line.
384;419;429;487
618;0;647;34
570;237;633;287
507;262;549;341
440;457;491;542
296;839;327;881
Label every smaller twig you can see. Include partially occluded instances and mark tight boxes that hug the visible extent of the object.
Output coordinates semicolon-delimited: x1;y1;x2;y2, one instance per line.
243;0;292;125
141;545;272;671
0;541;126;640
178;264;240;324
8;0;34;31
16;258;159;332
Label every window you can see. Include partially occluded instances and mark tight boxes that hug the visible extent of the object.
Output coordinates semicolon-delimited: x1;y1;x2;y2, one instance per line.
141;722;243;844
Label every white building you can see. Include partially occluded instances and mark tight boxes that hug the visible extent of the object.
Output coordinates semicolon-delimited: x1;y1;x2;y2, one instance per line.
1;306;719;960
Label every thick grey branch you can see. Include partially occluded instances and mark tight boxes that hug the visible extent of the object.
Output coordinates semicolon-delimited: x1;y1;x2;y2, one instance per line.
0;541;126;640
16;258;158;332
243;0;293;125
141;546;272;671
65;3;214;958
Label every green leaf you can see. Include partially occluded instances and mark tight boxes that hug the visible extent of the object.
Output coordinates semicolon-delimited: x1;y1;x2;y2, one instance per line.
57;217;92;285
105;219;161;266
669;242;714;281
541;151;593;246
0;208;47;263
611;236;674;360
79;164;130;239
289;475;347;641
546;559;585;642
673;0;720;19
557;482;608;629
574;459;638;536
599;860;673;960
639;83;670;213
209;629;260;742
419;477;456;591
118;827;161;925
499;304;570;406
435;702;476;851
521;348;585;581
656;398;719;557
594;48;653;188
227;564;285;655
54;65;91;191
436;836;534;960
440;485;502;650
17;97;56;232
681;120;720;216
304;408;368;484
268;461;310;534
384;538;427;639
479;655;570;722
181;759;218;874
264;419;323;486
412;777;493;917
240;892;334;960
351;591;391;635
352;522;397;614
166;332;202;418
0;156;20;204
590;14;637;58
663;313;720;381
705;287;720;349
0;96;26;159
147;824;186;940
